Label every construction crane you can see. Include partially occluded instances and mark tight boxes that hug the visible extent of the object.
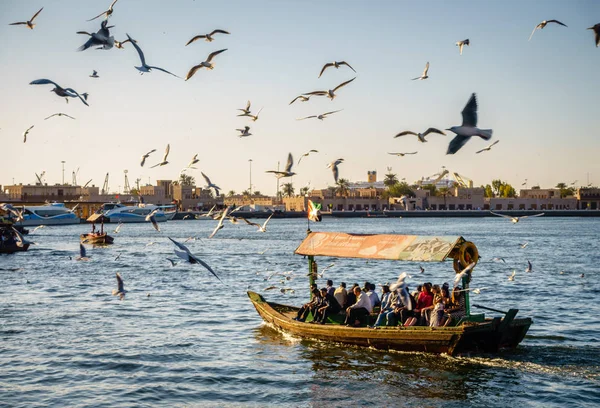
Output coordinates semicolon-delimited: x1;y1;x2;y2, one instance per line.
72;167;80;186
101;173;109;195
35;171;46;185
123;170;131;194
452;172;473;188
135;178;141;191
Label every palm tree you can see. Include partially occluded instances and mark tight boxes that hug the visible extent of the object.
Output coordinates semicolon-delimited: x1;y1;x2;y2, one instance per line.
336;178;350;197
253;191;262;197
281;183;295;198
241;189;250;196
384;172;399;188
179;174;196;186
227;190;236;197
299;186;310;197
326;186;337;198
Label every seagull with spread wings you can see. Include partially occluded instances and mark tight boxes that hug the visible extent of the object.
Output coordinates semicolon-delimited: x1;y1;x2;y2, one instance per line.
475;140;499;154
150;144;170;168
446;93;493;154
187;154;199;169
168;237;222;281
394;128;445;143
237;100;252;117
318;61;356;78
201;172;221;196
209;206;230;239
298;150;318;165
327;159;344;183
529;19;568;41
289;95;310;105
185;49;228;81
30;79;89;106
297;110;342;121
9;7;43;29
45;113;75;120
140;149;156;167
77;20;114;51
236;126;252;138
249;107;263;122
126;33;180;78
89;70;99;78
411;62;429;80
388;152;418;157
525;260;532;273
242;213;274;233
22;126;34;143
88;0;119;21
588;24;600;47
456;39;470;55
490;211;545;223
76;243;90;261
112;272;126;300
114;38;135;49
186;29;230;45
303;77;356;100
266;153;296;178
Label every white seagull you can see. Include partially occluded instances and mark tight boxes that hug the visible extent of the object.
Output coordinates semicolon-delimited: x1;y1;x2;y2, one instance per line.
112;272;126;300
249;107;263;122
140;149;156;167
201;172;221;196
394;128;445;143
114;38;135;49
411;62;429;80
76;243;90;261
289;95;311;105
168;237;222;281
150;144;170;168
266;153;296;178
236;126;252;138
298;149;318;165
30;79;89;106
303;77;356;100
237;100;252;117
297;109;342;121
588;24;600;47
187;154;199;168
89;70;99;78
45;113;75;120
519;242;529;249
525;260;532;273
529;20;568;41
186;29;230;45
475;140;499;154
88;0;119;21
490;211;545;223
318;61;356;78
113;222;123;233
242;213;274;233
9;7;43;29
508;270;516;281
456;39;470;55
127;33;180;78
446;93;493;155
388;152;418;157
454;262;476;288
209;206;230;239
22;125;34;143
148;214;160;232
77;20;114;51
185;49;228;81
327;158;344;183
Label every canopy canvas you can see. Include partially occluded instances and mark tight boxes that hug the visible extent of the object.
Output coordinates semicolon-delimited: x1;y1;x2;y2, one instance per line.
295;232;464;262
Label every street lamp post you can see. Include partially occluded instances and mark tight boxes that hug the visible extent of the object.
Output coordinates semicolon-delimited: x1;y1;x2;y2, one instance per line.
248;159;253;195
61;161;66;185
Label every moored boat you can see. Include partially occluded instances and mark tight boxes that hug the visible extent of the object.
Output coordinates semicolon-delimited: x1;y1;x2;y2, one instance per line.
248;231;532;356
93;202;175;223
3;203;80;226
0;222;31;254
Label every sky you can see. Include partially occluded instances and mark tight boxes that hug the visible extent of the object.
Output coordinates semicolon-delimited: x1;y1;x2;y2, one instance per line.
1;0;599;195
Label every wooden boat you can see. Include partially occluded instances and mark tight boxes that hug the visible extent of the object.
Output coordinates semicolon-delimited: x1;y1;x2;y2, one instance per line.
0;222;30;254
248;231;532;356
80;219;114;245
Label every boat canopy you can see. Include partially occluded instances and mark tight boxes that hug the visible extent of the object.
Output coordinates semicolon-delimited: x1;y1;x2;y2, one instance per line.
295;232;466;262
86;213;104;223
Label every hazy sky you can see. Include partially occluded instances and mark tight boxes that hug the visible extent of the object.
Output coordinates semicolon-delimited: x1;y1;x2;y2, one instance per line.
1;0;599;195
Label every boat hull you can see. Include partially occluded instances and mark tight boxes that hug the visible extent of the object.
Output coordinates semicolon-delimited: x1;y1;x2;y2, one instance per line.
247;291;532;356
15;217;80;227
80;233;114;244
105;214;170;223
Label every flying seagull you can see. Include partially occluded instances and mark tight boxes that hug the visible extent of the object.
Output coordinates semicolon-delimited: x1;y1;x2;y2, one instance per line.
89;70;99;78
456;39;470;55
201;172;221;196
318;61;356;78
209;206;229;239
126;33;180;78
242;213;274;232
150;144;170;168
519;242;529;249
112;272;126;300
237;100;252;117
529;20;568;41
114;38;135;49
148;215;160;232
45;113;75;120
30;79;89;106
508;270;516;281
249;107;263;122
475;140;499;154
266;153;296;178
411;62;429;80
77;20;114;51
76;243;90;261
453;262;476;288
298;149;319;165
88;0;119;21
140;149;156;167
394;128;445;143
490;211;545;223
289;95;311;105
303;77;356;100
297;110;342;121
389;272;412;311
588;24;600;47
327;158;344;183
22;125;34;143
236;126;252;138
9;7;43;29
525;260;532;273
185;49;228;81
186;29;230;45
187;154;199;168
113;222;123;233
446;93;493;155
388;152;418;157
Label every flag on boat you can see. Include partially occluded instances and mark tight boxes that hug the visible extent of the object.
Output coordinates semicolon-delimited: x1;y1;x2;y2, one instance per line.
308;200;322;222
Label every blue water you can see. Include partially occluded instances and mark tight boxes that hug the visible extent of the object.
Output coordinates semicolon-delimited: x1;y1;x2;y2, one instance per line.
1;217;599;407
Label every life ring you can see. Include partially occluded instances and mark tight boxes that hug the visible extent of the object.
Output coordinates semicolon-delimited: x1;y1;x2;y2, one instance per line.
456;241;479;271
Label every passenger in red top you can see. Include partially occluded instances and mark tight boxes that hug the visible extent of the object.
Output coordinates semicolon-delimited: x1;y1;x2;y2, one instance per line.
404;282;433;326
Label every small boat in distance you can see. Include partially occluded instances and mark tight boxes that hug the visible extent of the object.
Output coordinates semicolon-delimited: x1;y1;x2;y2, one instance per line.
0;222;30;254
248;231;532;356
80;219;113;245
5;203;80;226
93;202;177;223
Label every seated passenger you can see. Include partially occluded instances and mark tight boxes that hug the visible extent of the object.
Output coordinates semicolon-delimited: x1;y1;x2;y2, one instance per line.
404;282;433;326
326;279;335;297
334;282;348;309
314;288;342;324
428;285;445;327
372;284;395;328
344;287;372;327
293;288;321;322
420;284;442;326
444;286;466;326
394;286;416;325
345;283;359;307
365;283;380;309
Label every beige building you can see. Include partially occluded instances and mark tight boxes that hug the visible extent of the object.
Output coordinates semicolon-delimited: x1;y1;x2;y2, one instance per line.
576;188;600;210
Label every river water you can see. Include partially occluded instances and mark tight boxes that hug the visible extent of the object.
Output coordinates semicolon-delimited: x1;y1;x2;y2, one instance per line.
1;217;599;407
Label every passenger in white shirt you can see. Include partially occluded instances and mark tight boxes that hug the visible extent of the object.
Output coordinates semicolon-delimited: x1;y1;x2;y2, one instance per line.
344;287;372;327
